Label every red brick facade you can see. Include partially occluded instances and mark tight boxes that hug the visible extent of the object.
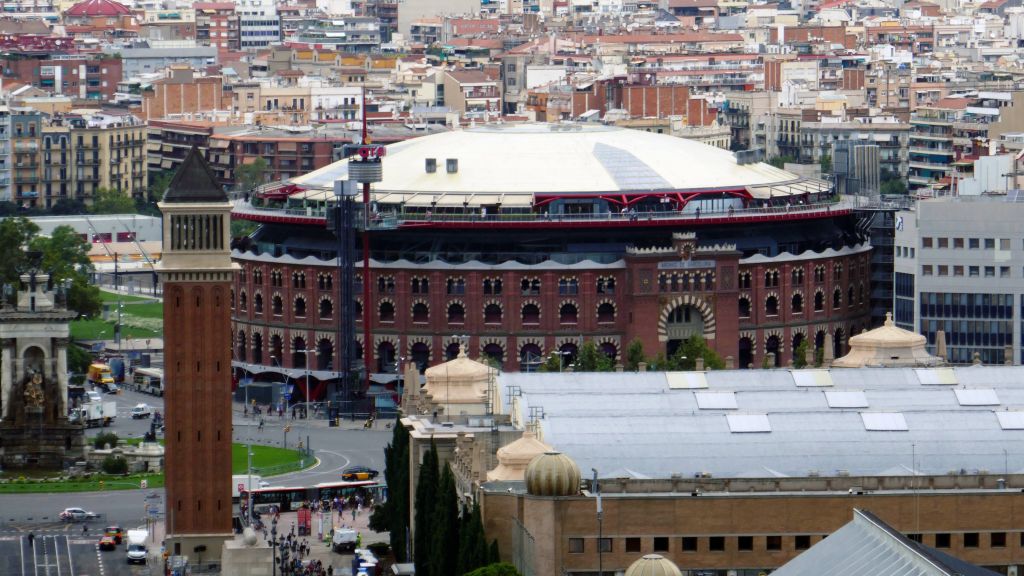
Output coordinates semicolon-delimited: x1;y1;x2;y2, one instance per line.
230;238;870;388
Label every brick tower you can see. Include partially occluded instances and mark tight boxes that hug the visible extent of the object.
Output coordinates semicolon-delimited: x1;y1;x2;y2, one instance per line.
156;147;239;562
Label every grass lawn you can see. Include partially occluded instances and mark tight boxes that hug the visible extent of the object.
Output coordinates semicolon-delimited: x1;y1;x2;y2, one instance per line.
121;301;163;319
70;318;161;340
0;443;309;494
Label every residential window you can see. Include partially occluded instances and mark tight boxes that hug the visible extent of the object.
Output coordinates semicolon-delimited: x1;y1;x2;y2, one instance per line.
681;537;698;552
709;537;725;552
985;238;995;249
953;238;964;249
935;533;951;548
625;538;641;553
969;266;979;277
937;265;948;276
923;265;933;276
766;535;782;550
1001;266;1011;278
985;266;995;278
738;536;753;551
653;537;669;552
964;532;979;548
568;538;584;553
795;535;811;550
938;237;948;249
953;266;963;277
970;238;979;249
922;237;933;248
991;532;1006;548
1000;238;1011;250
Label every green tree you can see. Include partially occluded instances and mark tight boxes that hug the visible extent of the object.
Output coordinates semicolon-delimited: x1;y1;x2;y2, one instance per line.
670;335;725;371
819;153;832;174
465;564;521;576
575;341;602;371
28;225;101;318
537;353;562;372
414;440;439;576
101;455;128;474
768;155;797;169
793;339;810;369
625;338;645;371
231;219;258;239
67;344;93;382
0;218;39;283
457;501;488;575
880;178;908;196
138;170;173;216
815;346;824;368
428;463;460;576
236;157;269;192
94;432;119;449
90;187;137;215
370;415;410;561
50;198;87;215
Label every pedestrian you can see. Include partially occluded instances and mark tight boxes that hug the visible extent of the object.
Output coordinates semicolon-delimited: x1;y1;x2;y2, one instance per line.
27;532;34;548
351;507;357;521
258;418;265;432
244;405;248;417
292;407;296;420
695;206;701;219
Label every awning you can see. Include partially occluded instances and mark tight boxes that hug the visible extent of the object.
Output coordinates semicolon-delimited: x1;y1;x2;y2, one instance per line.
278;142;298;152
210;139;230;149
160;159;173;169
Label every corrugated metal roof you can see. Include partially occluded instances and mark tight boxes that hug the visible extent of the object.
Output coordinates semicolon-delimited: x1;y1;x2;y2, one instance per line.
772;509;1001;576
501;366;1024;479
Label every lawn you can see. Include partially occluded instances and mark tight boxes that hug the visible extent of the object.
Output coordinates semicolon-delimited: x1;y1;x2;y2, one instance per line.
121;301;163;319
0;443;310;494
70;318;161;340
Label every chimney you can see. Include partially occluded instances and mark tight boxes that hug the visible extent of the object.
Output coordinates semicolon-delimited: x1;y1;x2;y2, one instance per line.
695;357;704;371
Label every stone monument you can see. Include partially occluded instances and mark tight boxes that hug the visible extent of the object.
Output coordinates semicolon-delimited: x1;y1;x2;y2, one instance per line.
0;260;85;469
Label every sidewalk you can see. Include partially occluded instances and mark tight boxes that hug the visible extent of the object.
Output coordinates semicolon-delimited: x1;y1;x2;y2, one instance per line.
246;508;388;575
232;402;394;433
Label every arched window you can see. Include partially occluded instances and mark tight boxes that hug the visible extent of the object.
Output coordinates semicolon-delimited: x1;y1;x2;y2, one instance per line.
482;343;504;368
379;301;395;322
791;293;803;314
738;297;751;318
448;302;465;324
764;270;779;288
239;291;247;311
833;264;843;282
292;337;308;368
446;277;465;295
411;277;429;295
236;330;247;362
253;269;263;284
319;298;333;320
738;272;751;289
597;302;615;323
292;272;306;289
659;274;668;292
412;302;429;323
833;288;842;309
353;299;362;320
484;303;502;324
558;277;579;296
272;295;283;316
294;297;306;318
318;273;333;291
791;267;804;285
254;293;263;314
814;266;825;283
522;303;540;325
230;290;235;309
597;276;616;294
521;278;540;295
559;302;578;324
848;286;855;308
378;275;395;294
814;291;824;312
765;295;779;316
252;332;263;364
704;272;714;291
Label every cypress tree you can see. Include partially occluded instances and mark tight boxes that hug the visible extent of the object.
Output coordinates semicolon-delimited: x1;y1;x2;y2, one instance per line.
428;463;460;576
456;504;472;576
390;416;410;561
413;441;439;576
489;539;501;564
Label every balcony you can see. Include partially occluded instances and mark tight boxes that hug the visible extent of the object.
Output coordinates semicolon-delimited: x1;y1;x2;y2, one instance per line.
909;160;949;171
909;146;954;156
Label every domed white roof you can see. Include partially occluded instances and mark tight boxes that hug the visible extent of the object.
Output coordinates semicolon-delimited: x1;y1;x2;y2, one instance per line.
624;555;683;576
487;431;553;482
833;313;943;368
292;123;818;206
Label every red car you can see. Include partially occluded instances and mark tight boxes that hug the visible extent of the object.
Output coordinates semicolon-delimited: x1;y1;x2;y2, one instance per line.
104;526;124;544
98;535;117;551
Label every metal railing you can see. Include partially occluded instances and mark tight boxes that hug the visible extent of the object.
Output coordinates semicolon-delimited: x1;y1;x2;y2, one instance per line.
234;196;857;228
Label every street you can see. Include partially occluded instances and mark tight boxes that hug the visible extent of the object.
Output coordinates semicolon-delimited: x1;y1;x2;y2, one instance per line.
0;388;391;573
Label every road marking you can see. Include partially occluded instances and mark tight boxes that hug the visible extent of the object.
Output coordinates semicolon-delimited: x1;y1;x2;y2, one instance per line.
19;534;25;576
65;536;74;576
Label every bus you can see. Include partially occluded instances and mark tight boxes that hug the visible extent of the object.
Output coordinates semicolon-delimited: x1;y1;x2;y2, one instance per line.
132;368;163;396
241;480;385;514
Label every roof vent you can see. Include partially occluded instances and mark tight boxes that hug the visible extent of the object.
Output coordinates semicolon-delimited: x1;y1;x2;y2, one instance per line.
425;158;436;173
446;158;458;173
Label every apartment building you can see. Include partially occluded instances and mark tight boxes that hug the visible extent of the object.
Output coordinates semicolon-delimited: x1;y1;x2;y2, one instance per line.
0;54;123;101
908;94;1008;193
11;107;42;207
894;196;1024;364
441;70;502;117
195;1;238;49
799;116;910;181
290;17;382;53
139;66;229;121
236;0;281;49
0;107;10;202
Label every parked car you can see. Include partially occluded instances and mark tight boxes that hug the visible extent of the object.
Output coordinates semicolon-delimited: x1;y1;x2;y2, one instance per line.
60;507;97;522
341;466;379;481
130;404;152;419
98;535;118;551
104;526;124;544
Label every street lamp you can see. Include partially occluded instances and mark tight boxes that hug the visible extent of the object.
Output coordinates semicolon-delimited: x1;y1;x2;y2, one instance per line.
551;350;572;372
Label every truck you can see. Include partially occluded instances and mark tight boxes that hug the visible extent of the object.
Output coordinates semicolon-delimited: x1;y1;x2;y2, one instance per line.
126;529;148;564
231;474;265;502
332;528;358;553
71;401;116;428
87;363;116;392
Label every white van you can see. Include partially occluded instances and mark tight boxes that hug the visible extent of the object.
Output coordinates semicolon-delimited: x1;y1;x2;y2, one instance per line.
126;529;148;564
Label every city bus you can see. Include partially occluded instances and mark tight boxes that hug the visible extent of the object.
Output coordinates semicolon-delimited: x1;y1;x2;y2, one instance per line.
132;367;163;396
240;480;385;514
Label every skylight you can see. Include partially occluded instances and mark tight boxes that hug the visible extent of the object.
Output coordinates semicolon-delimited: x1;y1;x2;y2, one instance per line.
825;390;869;408
954;388;1000;406
861;412;908;431
695;391;738;410
726;414;772;433
793;370;834;387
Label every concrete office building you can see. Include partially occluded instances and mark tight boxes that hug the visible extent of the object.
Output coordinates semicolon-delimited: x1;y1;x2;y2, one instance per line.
894;195;1024;364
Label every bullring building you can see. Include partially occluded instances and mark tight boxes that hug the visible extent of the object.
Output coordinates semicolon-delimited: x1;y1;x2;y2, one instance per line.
230;123;871;401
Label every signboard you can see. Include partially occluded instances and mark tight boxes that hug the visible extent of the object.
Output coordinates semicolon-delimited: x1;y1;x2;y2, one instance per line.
657;260;716;270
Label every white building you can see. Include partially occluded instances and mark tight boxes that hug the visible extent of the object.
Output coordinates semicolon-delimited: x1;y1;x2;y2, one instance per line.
236;0;280;49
